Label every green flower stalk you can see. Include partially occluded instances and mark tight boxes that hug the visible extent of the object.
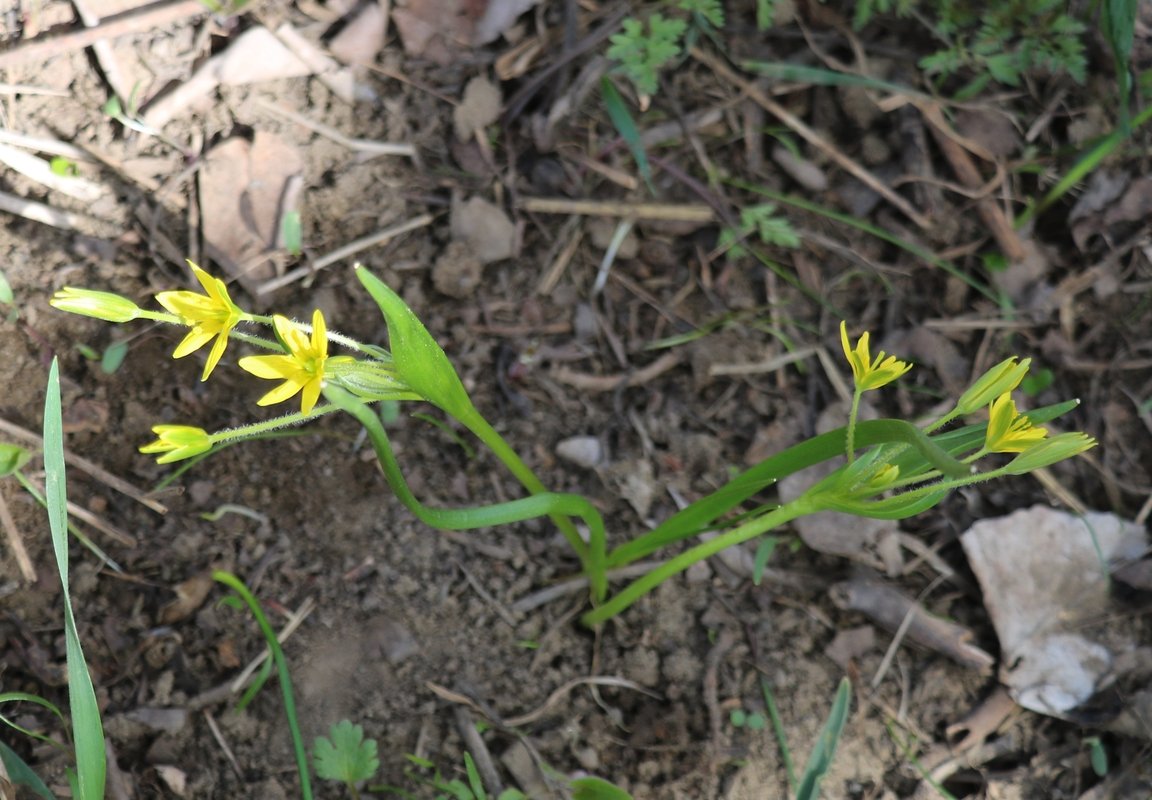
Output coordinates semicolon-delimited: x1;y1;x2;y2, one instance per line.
840;321;913;464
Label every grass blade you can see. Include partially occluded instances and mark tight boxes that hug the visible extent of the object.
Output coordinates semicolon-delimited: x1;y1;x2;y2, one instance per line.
601;78;654;192
795;677;852;800
0;740;57;800
45;358;106;799
728;180;1001;303
212;570;313;800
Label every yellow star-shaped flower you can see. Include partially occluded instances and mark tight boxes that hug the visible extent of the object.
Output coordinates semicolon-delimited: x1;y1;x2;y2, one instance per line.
238;310;329;414
984;392;1048;453
840;321;913;392
139;425;212;464
156;263;244;381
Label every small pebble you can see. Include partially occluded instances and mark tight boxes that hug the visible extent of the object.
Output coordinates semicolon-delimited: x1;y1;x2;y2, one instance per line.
555;436;603;469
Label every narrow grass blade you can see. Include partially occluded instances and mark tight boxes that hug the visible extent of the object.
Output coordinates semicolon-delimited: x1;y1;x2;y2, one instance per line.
759;676;796;791
795;677;852;800
0;740;57;800
743;62;925;99
212;571;313;800
727;180;1001;303
45;359;106;800
601;78;654;192
1015;102;1152;227
1102;0;1138;130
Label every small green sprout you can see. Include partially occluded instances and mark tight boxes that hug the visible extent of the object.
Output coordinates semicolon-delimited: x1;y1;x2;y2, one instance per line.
730;708;768;730
607;14;687;96
719;203;801;258
314;720;380;796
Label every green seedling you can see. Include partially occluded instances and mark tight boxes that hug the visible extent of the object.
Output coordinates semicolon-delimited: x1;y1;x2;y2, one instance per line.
1083;735;1109;777
314;720;380;798
852;0;1088;97
718;203;801;258
49;157;79;177
730;708;767;730
281;210;303;256
606;14;686;97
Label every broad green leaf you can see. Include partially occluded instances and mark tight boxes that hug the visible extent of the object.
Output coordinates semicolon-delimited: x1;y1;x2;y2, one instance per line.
313;720;379;785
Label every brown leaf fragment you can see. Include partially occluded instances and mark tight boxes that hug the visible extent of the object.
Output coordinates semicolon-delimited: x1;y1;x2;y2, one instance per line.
453;76;503;141
199;132;304;293
450;195;518;264
159;570;215;624
831;577;995;672
392;0;476;65
328;2;388;65
824;625;876;671
473;0;540;44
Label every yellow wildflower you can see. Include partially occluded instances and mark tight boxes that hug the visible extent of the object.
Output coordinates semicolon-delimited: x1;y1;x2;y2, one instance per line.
139;425;212;464
984;393;1048;453
156;263;244;381
50;287;144;323
840;321;913;391
238;310;328;414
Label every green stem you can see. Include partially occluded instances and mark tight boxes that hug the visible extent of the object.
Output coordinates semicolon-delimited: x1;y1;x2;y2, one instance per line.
846;388;862;465
326;387;608;603
212;571;313;800
582;498;813;625
208;405;339;446
456;406;605;601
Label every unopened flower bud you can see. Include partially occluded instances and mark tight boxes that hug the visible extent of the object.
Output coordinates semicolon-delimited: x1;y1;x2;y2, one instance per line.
50;287;143;323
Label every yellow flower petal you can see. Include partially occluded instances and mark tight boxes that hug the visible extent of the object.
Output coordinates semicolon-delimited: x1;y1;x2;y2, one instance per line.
155;262;244;381
239;311;329;414
840;321;913;392
139;425;212;464
984;393;1049;453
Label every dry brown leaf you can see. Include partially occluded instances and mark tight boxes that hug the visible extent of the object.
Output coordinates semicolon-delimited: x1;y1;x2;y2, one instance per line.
392;0;476;65
329;2;388;65
961;505;1146;717
473;0;540;44
453;76;502;141
449;195;517;263
159;570;216;624
199;132;304;292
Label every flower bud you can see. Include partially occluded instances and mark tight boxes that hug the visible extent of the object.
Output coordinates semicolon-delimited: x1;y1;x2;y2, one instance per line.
1003;432;1096;475
956;357;1031;415
139;425;212;464
50;287;143;323
325;356;419;402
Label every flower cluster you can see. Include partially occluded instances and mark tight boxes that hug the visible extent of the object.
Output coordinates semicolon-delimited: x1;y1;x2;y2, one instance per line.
836;321;1096;501
51;262;412;462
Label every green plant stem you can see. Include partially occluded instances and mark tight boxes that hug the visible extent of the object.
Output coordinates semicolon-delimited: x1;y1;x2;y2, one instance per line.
326;386;609;603
212;571;313;800
208;405;339;446
455;407;603;594
582;497;814;625
846;388;862;465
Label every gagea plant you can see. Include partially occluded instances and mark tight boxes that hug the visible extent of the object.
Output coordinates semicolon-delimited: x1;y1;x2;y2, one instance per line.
52;263;1096;625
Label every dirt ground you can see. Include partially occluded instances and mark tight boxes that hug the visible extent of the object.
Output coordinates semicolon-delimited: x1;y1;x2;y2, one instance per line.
2;1;1152;798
